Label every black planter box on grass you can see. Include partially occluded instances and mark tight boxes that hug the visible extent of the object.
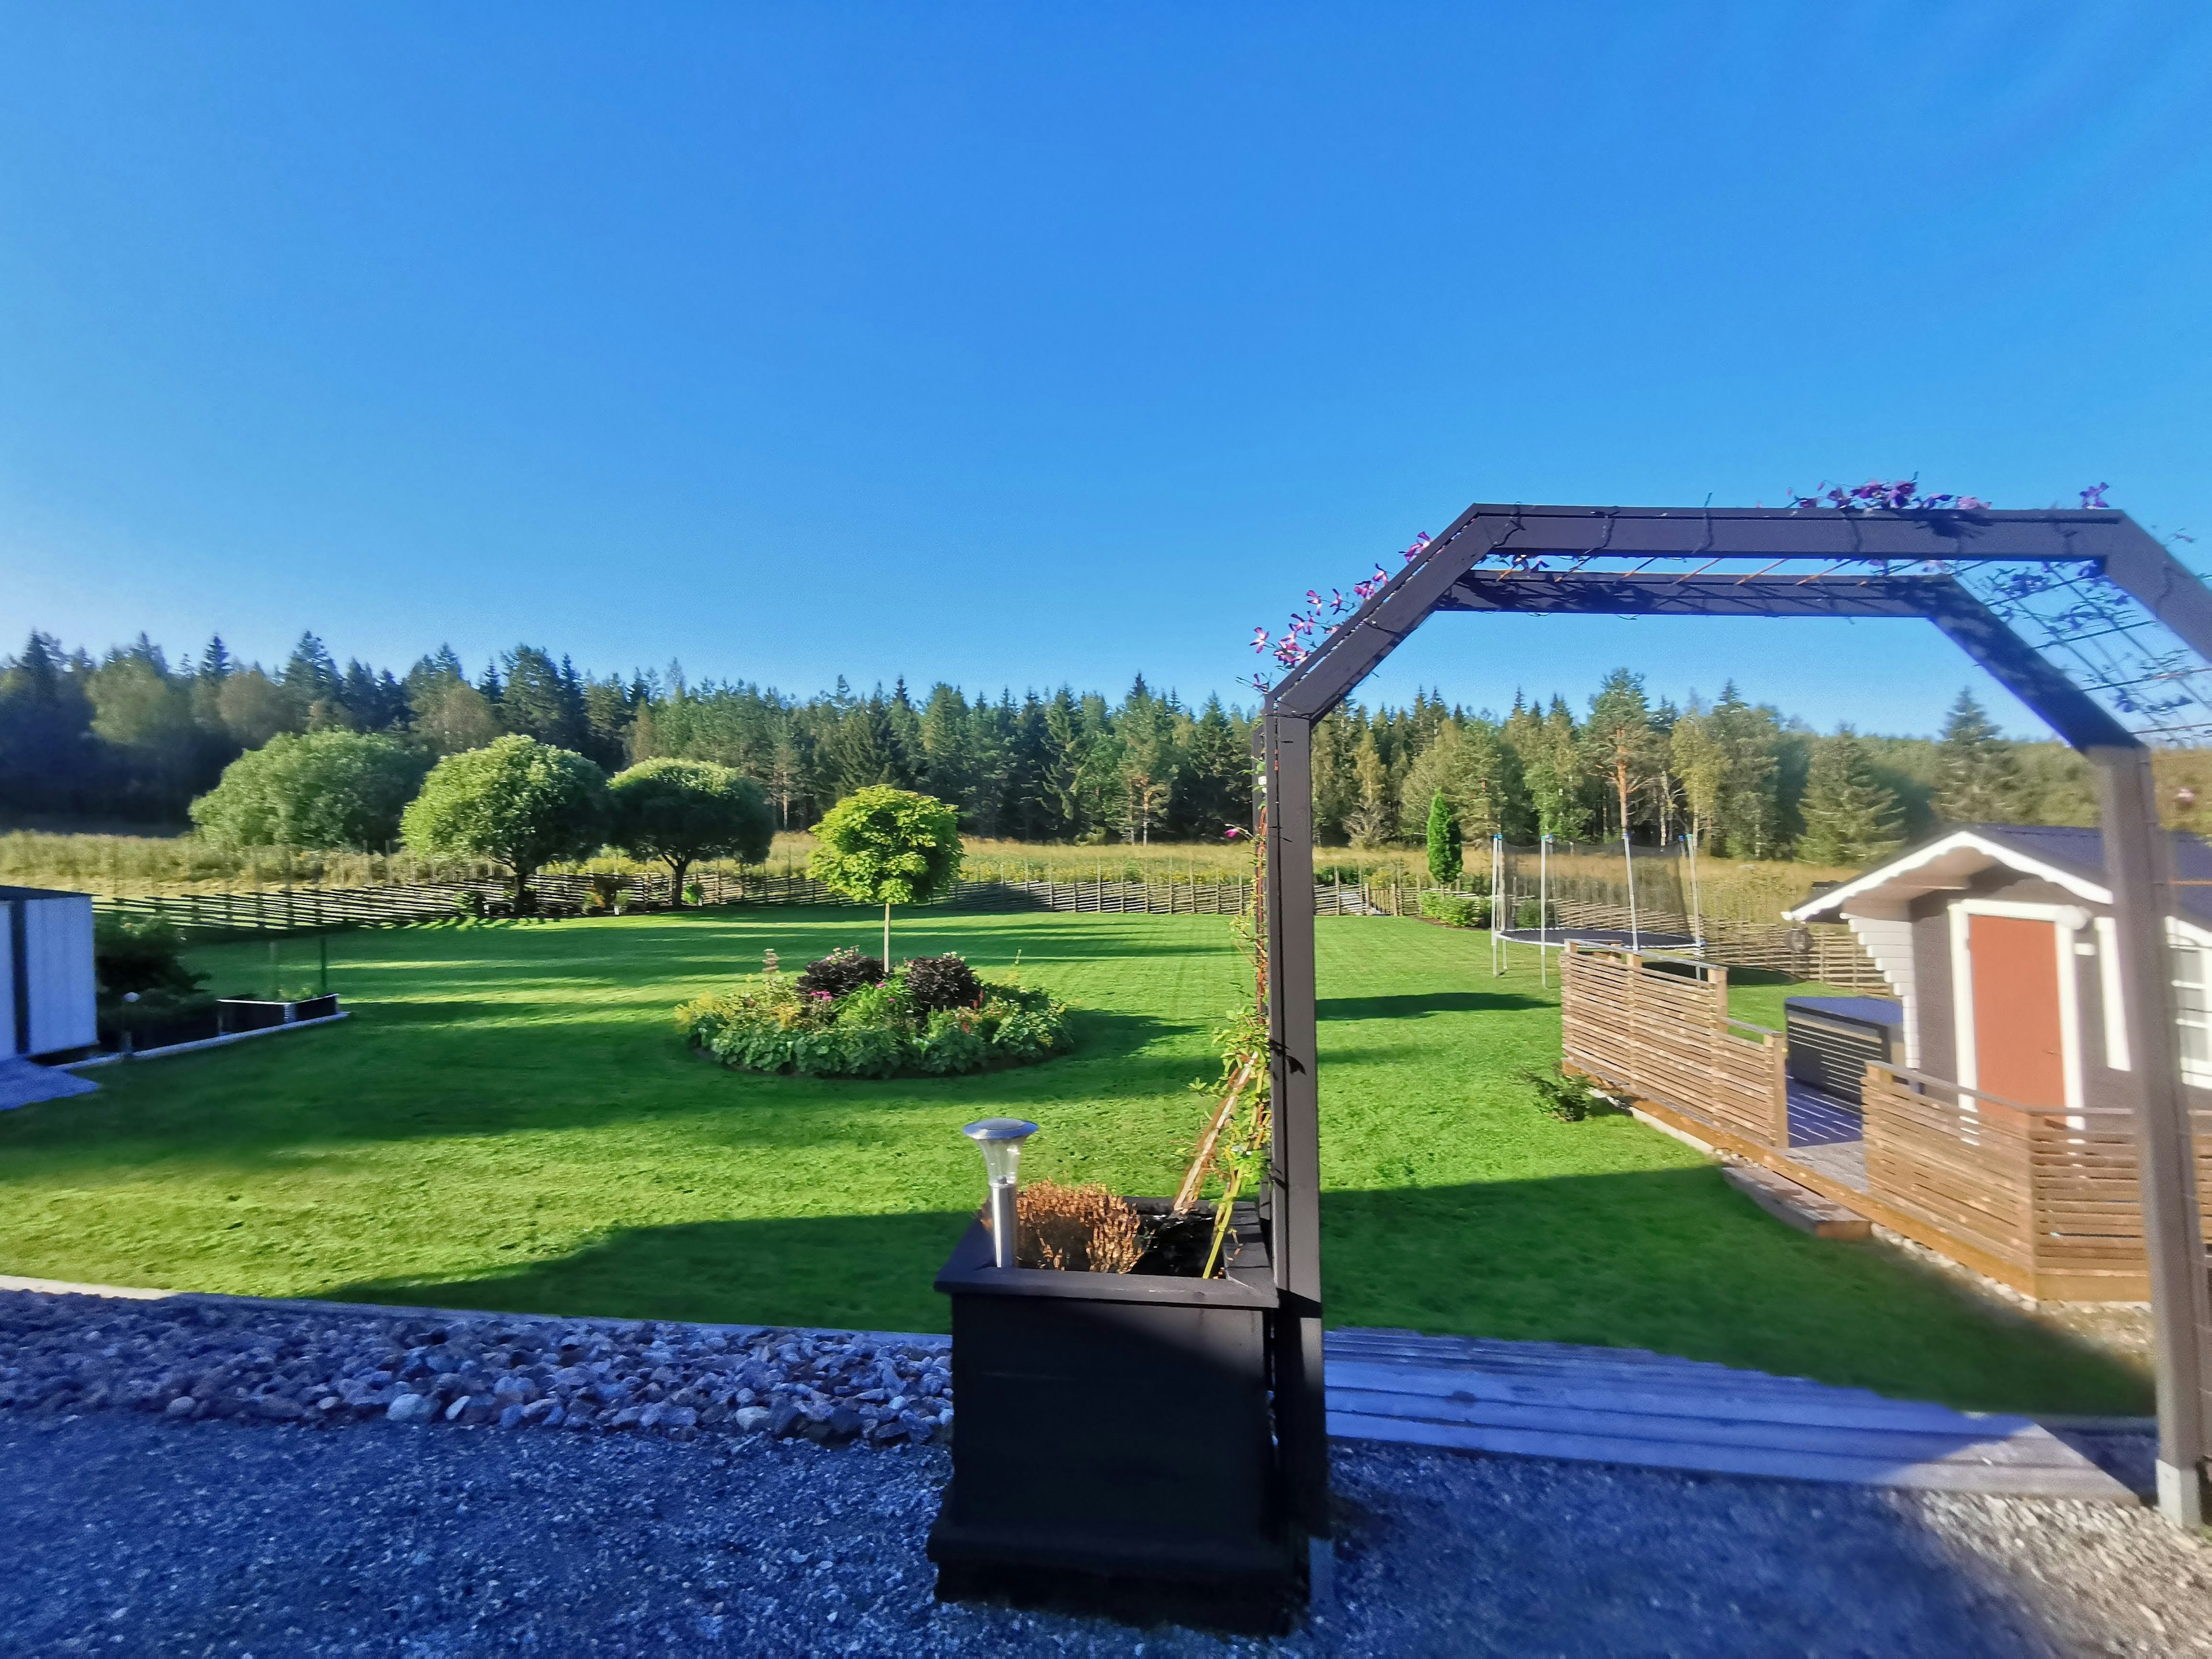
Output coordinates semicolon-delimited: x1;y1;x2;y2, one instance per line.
927;1197;1297;1632
98;1009;220;1053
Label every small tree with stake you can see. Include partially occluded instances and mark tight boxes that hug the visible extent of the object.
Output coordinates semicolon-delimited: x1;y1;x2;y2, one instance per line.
807;785;963;964
402;734;608;909
609;757;774;907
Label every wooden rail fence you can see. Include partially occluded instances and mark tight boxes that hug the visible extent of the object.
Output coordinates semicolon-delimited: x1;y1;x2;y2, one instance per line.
94;874;1275;934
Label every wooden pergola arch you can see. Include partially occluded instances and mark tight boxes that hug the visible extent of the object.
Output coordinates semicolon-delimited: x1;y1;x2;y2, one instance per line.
1257;503;2212;1538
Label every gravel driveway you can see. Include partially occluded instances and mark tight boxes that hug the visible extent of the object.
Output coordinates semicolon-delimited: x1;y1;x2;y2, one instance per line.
7;1410;2209;1657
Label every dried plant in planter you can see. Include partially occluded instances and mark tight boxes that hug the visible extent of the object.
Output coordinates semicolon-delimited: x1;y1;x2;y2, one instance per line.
1009;1180;1146;1273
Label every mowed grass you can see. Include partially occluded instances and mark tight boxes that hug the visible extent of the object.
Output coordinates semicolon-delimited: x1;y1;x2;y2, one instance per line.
0;910;2148;1414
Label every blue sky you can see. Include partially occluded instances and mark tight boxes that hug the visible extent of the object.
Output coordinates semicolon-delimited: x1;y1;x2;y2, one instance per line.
3;3;2208;736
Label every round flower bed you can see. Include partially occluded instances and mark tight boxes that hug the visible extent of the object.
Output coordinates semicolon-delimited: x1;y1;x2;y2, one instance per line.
676;949;1073;1080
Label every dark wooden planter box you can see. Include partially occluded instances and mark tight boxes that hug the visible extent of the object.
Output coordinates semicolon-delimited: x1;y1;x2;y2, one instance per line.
927;1198;1295;1629
217;995;339;1035
100;1009;220;1052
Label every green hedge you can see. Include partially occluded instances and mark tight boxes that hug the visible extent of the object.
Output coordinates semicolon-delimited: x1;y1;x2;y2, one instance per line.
1418;891;1486;928
676;962;1071;1079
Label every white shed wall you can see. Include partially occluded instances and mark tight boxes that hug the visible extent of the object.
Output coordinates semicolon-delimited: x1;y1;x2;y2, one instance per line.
13;895;97;1056
0;914;13;1054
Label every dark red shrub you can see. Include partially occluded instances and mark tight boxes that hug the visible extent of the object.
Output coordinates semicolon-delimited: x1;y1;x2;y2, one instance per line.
903;953;982;1013
796;948;885;999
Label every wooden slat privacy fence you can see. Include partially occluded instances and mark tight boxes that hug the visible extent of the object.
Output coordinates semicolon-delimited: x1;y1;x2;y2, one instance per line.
1560;948;1787;1149
1863;1065;2212;1303
1562;943;2212;1300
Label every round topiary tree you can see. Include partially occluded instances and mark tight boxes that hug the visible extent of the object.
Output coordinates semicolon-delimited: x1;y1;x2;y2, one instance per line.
190;730;430;851
608;757;775;909
401;734;609;908
806;785;963;964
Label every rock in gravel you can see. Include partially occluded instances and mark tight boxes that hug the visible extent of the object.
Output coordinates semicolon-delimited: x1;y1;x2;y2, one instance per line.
385;1392;437;1424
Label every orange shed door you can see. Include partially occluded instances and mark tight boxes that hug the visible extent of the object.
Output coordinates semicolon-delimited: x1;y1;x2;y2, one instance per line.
1968;914;2066;1107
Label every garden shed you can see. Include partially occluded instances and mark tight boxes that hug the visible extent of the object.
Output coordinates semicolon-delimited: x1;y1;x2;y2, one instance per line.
1;886;97;1060
1786;825;2212;1116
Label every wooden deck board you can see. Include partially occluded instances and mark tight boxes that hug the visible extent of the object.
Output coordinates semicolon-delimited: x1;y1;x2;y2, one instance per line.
1324;1330;2137;1503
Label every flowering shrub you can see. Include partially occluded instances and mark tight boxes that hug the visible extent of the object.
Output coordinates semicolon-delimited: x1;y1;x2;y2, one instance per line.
676;953;1071;1080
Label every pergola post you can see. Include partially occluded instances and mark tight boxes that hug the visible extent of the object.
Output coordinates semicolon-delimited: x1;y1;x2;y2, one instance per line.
1261;706;1330;1542
2093;744;2212;1527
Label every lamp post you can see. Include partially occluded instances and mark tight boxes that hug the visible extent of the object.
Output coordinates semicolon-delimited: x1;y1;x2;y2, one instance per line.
960;1118;1038;1269
120;991;140;1059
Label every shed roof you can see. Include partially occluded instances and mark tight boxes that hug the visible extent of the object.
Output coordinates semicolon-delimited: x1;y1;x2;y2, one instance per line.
0;885;93;902
1786;825;2212;926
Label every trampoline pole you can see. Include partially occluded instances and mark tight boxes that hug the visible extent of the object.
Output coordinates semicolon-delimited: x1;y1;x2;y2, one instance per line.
1687;830;1705;950
1540;832;1551;989
1624;824;1640;954
1492;835;1504;976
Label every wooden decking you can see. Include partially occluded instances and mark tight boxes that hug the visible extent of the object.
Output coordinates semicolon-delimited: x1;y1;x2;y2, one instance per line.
1324;1328;2136;1502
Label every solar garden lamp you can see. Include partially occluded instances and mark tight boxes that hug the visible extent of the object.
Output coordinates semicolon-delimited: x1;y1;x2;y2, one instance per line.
961;1118;1038;1268
121;991;139;1059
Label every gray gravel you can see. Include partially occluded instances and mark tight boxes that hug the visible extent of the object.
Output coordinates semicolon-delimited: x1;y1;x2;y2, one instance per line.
0;1288;950;1448
6;1289;2211;1654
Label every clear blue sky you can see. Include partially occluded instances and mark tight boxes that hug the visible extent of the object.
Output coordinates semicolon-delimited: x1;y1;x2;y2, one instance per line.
3;4;2207;736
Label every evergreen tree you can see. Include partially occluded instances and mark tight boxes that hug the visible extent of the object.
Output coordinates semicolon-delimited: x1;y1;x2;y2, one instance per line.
1934;688;2022;824
831;692;902;796
1116;676;1177;844
1176;694;1248;838
498;645;588;750
1709;682;1782;857
1344;728;1395;847
917;683;977;817
1797;728;1902;865
1581;669;1663;842
279;632;344;730
1670;700;1728;849
1425;790;1463;884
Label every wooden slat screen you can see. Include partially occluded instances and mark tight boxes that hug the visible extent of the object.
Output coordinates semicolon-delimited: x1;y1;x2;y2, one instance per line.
1560;946;1786;1151
1864;1063;2212;1298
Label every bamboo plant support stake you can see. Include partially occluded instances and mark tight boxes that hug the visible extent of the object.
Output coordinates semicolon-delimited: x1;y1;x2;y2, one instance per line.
1172;1056;1257;1215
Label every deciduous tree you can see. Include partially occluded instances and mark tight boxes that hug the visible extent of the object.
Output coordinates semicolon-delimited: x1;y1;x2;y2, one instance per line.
806;785;963;963
609;757;774;906
190;730;430;850
401;735;609;906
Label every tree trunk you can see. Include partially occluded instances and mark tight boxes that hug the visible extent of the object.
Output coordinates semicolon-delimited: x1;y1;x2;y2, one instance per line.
882;901;892;966
669;857;691;908
513;864;533;911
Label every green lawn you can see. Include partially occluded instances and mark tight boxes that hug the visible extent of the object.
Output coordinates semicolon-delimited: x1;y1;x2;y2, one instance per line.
0;909;2148;1414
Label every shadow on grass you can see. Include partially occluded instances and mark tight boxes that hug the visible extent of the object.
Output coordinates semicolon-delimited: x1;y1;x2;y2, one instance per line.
1318;991;1549;1021
313;1169;2153;1418
0;1004;1195;1172
1321;1172;2153;1417
323;1209;978;1335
